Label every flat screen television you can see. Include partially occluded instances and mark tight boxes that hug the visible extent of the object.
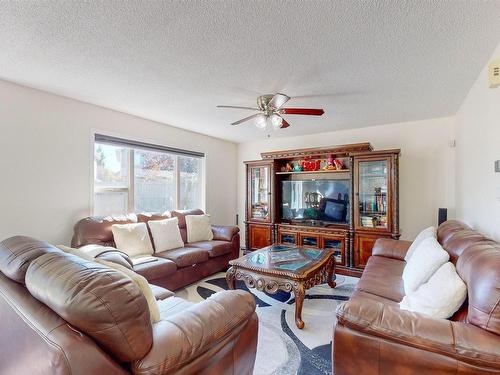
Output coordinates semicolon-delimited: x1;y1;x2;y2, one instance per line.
281;179;350;224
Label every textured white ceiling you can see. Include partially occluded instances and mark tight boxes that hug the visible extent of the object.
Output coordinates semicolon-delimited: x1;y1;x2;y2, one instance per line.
1;1;500;143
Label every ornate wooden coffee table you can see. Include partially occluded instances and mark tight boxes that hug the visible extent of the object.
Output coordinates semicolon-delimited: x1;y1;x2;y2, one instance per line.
226;244;336;329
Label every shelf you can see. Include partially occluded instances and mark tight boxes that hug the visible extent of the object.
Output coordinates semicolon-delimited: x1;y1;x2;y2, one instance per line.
276;169;350;175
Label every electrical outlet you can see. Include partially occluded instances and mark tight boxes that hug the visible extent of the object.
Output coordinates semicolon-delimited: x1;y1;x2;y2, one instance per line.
489;59;500;88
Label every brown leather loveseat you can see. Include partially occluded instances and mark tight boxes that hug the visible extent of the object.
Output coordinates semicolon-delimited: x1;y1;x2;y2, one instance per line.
0;236;258;375
72;209;240;290
333;220;500;374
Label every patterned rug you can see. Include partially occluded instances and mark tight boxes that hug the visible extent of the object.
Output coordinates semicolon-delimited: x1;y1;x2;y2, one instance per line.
176;272;358;375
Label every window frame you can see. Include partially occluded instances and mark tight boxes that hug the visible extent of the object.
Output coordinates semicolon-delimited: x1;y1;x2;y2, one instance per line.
91;132;206;216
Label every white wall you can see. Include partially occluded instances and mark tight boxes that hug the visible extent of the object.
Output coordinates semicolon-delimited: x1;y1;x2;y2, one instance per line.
0;80;238;245
238;117;456;243
455;42;500;241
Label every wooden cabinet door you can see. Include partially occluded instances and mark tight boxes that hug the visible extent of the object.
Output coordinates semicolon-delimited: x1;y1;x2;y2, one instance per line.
321;235;346;267
354;234;381;268
248;225;272;250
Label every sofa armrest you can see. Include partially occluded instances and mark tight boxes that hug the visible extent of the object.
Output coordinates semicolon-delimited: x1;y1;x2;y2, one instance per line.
211;225;240;242
132;290;257;375
336;297;500;368
371;238;411;261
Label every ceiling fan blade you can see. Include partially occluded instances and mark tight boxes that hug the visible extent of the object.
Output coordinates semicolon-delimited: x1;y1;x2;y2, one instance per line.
217;105;259;111
230;113;261;126
268;93;290;110
280;117;290;129
281;108;324;116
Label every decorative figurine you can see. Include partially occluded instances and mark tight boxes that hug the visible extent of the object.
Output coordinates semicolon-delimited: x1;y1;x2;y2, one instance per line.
285;162;293;172
334;159;343;170
323;154;336;170
293;161;303;172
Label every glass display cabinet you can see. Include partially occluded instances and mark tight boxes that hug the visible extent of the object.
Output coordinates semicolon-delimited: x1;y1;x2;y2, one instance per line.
353;153;399;268
245;160;274;250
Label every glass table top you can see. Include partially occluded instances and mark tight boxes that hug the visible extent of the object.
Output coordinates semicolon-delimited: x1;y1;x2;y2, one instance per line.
231;244;334;275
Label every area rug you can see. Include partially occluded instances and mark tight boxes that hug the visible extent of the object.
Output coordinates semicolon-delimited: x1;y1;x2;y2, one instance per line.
176;272;358;375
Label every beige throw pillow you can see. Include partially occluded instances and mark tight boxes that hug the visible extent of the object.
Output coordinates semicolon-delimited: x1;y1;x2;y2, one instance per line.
57;245;160;323
111;222;154;258
148;217;184;252
400;262;467;319
405;226;436;261
402;237;449;295
186;214;214;243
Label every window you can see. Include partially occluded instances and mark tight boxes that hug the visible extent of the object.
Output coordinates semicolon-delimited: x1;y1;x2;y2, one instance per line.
93;135;205;216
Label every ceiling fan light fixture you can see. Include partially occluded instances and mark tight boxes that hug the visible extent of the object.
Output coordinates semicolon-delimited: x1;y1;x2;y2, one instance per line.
255;114;267;129
270;114;283;129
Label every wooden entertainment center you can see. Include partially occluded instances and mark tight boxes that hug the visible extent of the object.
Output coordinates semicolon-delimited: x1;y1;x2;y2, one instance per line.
244;142;400;277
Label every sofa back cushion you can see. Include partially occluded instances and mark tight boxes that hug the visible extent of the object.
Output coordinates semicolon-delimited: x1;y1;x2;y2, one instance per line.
25;252;153;362
72;214;137;248
437;220;500;336
0;236;62;284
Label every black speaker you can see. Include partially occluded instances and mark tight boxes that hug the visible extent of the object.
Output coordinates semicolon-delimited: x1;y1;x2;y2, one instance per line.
438;208;447;226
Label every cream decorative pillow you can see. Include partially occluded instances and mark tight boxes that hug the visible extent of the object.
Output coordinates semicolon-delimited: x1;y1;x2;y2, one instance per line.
111;222;154;258
148;217;184;252
402;236;449;295
405;226;436;261
186;214;214;243
400;262;467;319
57;245;160;323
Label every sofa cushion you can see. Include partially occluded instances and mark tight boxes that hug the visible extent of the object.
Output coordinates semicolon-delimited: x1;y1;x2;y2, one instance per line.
405;226;436;261
190;240;232;258
0;236;62;284
400;262;467;319
111;222;155;258
356;256;405;302
26;252;153;362
72;214;137;248
156;247;209;268
402;237;449;295
186;214;214;243
170;209;204;229
134;257;177;281
148;217;184;252
150;284;175;300
456;242;500;336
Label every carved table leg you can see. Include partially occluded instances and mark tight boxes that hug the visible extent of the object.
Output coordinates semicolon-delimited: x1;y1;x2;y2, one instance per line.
327;256;336;289
226;266;236;290
293;282;305;329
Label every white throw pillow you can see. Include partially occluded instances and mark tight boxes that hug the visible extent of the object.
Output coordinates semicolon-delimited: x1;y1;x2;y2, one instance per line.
186;214;214;243
111;222;154;258
400;262;467;319
148;217;184;252
402;236;449;295
405;226;436;261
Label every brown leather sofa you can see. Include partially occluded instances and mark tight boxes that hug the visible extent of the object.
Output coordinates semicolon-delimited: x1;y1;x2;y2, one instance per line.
72;209;240;290
0;236;258;375
333;220;500;374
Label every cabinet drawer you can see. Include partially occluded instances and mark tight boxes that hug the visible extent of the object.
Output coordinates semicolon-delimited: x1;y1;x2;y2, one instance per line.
248;225;272;250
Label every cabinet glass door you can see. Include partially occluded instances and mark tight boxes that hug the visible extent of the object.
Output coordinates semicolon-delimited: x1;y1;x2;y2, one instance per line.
357;159;389;230
250;165;270;221
323;237;344;265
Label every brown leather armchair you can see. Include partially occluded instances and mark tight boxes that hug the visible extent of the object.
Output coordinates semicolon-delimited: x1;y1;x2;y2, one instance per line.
71;209;240;290
332;221;500;374
0;236;258;375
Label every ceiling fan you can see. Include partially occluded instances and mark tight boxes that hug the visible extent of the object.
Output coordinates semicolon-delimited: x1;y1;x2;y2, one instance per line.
217;93;324;130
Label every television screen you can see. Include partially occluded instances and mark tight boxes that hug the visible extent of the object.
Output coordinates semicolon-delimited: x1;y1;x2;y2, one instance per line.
281;179;350;224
